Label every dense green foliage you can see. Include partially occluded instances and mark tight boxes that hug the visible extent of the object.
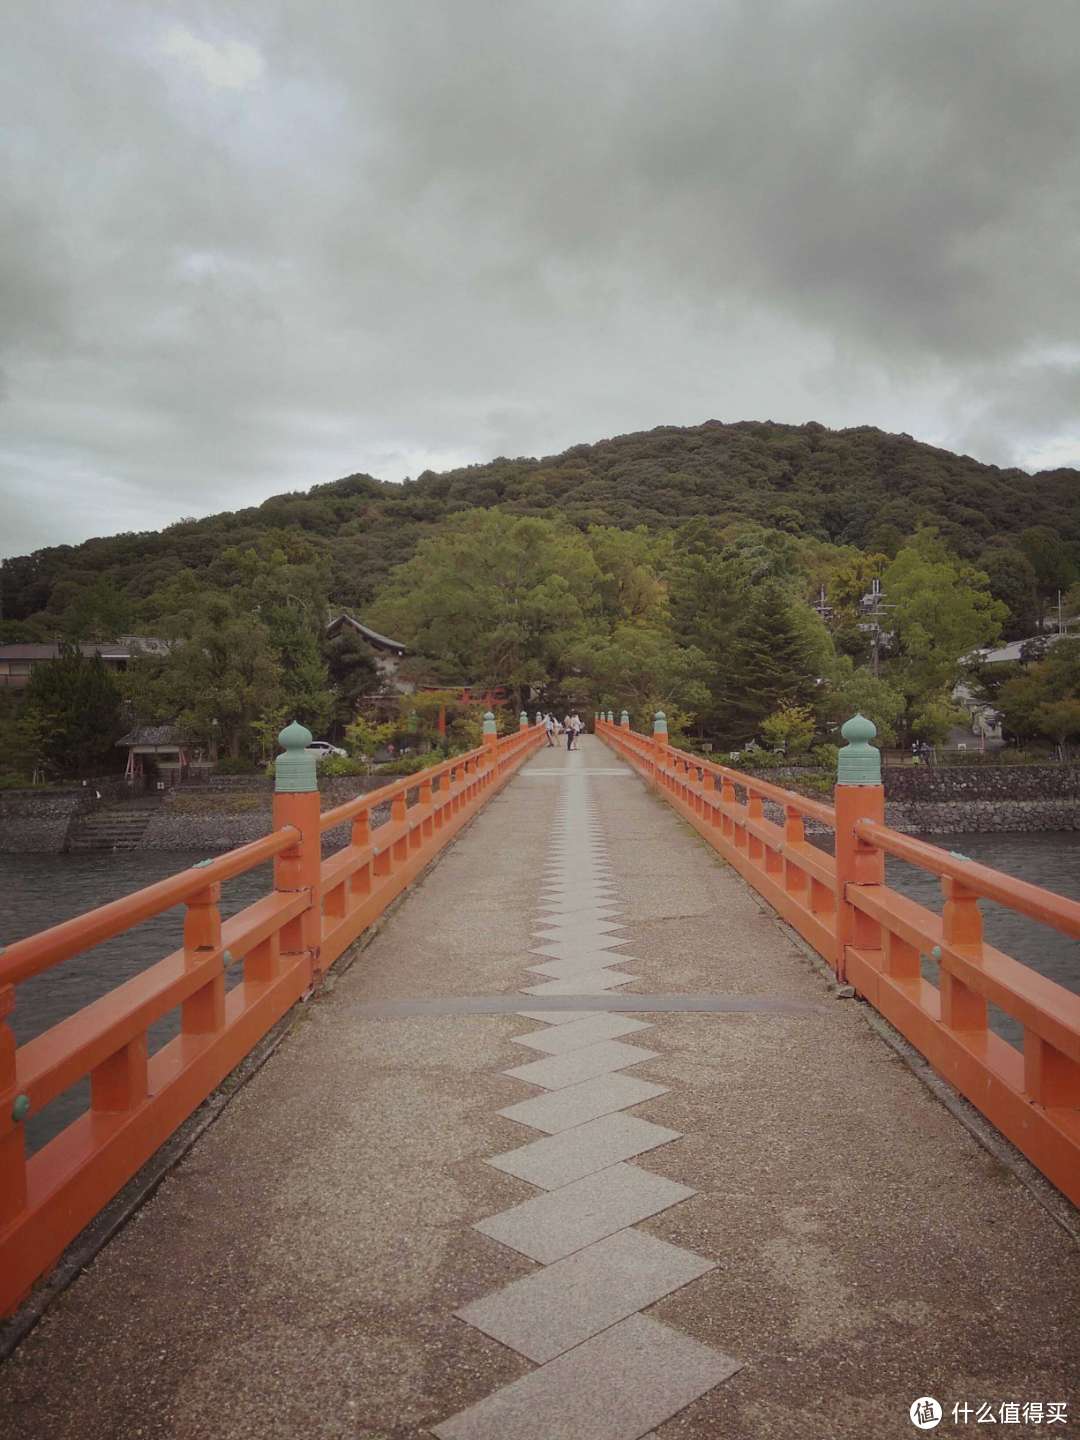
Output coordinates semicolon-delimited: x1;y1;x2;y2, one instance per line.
995;640;1080;759
4;420;1078;636
20;646;123;777
2;419;1077;778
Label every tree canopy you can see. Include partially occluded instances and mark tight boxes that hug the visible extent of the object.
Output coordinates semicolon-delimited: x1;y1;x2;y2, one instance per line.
2;418;1077;778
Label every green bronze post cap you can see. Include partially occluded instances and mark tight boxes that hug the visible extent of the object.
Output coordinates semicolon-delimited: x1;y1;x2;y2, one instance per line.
519;710;528;724
837;712;881;785
620;709;630;724
275;720;317;793
482;710;497;734
12;1094;30;1123
653;710;668;733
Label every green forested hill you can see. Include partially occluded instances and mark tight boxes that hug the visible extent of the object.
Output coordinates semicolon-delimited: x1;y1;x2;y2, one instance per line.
3;418;1078;627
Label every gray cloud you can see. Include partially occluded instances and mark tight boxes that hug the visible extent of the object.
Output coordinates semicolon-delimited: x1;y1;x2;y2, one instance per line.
2;0;1079;556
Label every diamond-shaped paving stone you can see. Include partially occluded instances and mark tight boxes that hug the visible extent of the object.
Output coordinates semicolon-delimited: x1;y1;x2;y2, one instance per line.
498;1073;669;1133
537;898;620;914
536;912;622;927
526;955;640;980
541;868;613;879
521;969;638;996
504;1040;658;1090
514;1010;596;1027
530;937;632;959
454;1228;714;1363
544;853;609;863
531;933;628;951
541;890;613;899
433;1313;741;1440
535;907;622;923
545;867;609;875
474;1161;695;1263
532;924;627;943
510;1015;651;1054
537;902;621;919
539;887;619;902
485;1111;680;1190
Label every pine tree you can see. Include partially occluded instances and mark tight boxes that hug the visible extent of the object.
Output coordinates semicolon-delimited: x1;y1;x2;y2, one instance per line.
717;583;819;743
24;645;123;777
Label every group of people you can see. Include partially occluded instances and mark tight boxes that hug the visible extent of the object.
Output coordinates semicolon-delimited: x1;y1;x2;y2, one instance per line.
542;712;584;750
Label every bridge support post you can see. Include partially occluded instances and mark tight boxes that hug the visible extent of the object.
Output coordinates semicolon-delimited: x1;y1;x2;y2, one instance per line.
833;714;885;984
273;721;323;982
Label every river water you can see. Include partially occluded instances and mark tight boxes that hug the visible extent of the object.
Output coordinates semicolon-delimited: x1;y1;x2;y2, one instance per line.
3;832;1078;1152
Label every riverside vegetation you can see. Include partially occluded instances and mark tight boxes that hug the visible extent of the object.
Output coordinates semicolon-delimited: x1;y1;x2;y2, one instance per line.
2;419;1078;783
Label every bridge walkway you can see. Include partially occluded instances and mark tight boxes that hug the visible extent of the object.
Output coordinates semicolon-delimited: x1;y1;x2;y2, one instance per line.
1;738;1076;1439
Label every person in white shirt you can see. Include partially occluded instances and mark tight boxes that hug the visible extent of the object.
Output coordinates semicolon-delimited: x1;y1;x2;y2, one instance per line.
544;713;556;747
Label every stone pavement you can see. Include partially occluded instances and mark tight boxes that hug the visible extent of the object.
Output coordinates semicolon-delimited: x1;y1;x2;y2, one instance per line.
1;739;1077;1440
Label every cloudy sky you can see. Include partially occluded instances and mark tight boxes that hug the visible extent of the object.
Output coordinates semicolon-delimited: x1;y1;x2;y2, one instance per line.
3;1;1079;558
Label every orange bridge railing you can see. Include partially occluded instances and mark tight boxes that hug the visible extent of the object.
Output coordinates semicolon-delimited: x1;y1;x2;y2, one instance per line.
596;712;1080;1211
0;715;545;1316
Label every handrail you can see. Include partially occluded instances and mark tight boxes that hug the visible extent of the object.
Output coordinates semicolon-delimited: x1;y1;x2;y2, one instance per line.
0;829;299;985
319;742;486;833
855;820;1080;940
0;721;546;1316
596;715;1080;1211
659;740;837;826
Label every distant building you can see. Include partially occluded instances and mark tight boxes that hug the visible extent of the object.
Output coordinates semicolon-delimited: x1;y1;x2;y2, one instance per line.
965;632;1069;666
952;630;1075;746
0;638;169;691
325;614;411;694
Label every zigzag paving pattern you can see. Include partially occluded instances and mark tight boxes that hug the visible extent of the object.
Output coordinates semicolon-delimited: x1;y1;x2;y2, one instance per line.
5;739;1077;1440
435;760;743;1438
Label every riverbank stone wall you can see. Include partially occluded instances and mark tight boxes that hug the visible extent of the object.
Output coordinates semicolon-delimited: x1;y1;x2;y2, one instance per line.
6;764;1080;852
0;790;88;852
884;764;1080;803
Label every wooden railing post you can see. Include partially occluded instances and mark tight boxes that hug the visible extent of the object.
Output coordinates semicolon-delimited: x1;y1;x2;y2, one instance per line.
391;788;409;862
519;710;529;732
181;880;225;1037
272;721;323;980
940;876;988;1031
620;709;630;729
652;710;668;781
782;804;806;894
833;714;885;984
483;711;498;777
420;774;435;839
0;984;27;1228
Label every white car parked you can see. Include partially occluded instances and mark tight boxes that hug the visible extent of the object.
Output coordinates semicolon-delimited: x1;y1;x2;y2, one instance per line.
306;740;348;760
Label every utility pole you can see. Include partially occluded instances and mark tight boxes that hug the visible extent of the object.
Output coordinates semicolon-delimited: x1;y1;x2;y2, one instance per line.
812;584;832;625
862;578;894;679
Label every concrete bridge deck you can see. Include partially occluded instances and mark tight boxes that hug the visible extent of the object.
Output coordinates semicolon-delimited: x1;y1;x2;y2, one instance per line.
2;738;1076;1439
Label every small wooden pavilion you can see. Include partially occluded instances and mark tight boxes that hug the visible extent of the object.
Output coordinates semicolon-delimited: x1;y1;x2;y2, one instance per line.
117;725;188;785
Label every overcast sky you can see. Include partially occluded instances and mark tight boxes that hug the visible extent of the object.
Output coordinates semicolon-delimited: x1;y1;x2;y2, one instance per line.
2;1;1079;558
